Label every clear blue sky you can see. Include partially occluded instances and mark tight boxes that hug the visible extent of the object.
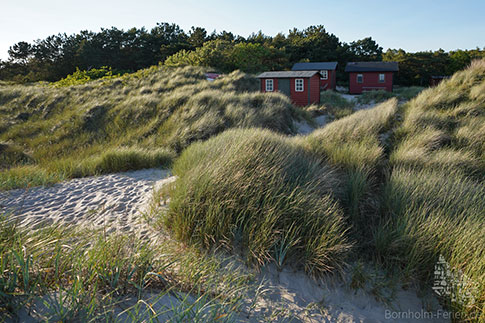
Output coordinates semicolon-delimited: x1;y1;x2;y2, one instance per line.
1;0;484;60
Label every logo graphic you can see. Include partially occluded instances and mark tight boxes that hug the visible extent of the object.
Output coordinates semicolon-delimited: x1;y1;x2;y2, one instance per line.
432;254;478;306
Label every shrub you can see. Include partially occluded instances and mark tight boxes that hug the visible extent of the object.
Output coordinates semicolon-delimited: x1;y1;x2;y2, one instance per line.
164;128;351;276
51;67;126;87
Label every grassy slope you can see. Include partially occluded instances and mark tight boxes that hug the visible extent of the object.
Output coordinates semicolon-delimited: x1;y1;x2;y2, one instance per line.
377;60;485;320
0;66;302;190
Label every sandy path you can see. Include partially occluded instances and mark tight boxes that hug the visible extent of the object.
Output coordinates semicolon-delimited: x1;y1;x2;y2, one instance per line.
0;168;174;235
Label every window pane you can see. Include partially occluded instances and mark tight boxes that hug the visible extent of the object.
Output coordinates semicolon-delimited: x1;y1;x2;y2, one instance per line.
265;79;273;91
295;79;304;91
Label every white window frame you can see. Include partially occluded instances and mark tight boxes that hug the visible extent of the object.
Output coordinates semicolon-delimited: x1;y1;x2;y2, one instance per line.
265;79;274;92
357;74;363;84
295;78;304;92
379;73;385;83
320;70;328;80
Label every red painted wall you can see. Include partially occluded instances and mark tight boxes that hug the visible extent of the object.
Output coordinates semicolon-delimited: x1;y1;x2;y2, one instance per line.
348;72;394;94
319;70;337;90
260;76;320;106
309;74;321;104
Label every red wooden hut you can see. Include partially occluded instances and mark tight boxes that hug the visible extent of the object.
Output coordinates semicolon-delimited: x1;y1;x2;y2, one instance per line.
345;62;399;94
257;71;321;106
291;62;338;90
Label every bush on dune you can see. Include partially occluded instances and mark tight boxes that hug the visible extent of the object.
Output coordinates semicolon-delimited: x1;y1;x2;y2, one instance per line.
164;128;351;276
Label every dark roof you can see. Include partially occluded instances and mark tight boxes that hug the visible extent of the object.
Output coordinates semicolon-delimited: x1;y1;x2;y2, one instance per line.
292;62;338;71
345;62;399;72
257;71;320;78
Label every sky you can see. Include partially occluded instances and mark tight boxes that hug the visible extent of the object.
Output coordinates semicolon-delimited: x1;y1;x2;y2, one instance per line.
1;0;484;60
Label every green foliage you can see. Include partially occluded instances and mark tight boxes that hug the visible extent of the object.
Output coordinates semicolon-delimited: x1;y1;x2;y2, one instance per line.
383;48;485;86
164;128;351;276
51;66;126;87
165;40;287;73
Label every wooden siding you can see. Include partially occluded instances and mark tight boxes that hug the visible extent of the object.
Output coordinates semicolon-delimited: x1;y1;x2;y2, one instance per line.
348;72;394;94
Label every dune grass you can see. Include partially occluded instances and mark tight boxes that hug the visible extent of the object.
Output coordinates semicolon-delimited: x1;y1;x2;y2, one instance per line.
0;66;301;190
0;217;259;322
163;128;351;276
300;99;398;247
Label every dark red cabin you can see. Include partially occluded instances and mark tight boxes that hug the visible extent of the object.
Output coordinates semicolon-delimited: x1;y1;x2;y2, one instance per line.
345;62;399;94
257;71;321;106
291;62;338;90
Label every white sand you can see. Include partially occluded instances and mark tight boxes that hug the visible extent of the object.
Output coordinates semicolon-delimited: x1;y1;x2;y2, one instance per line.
295;115;328;135
247;264;448;322
0;168;174;236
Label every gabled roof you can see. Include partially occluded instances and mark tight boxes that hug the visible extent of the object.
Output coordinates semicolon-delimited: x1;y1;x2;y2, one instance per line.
345;61;399;72
257;71;321;78
292;62;338;71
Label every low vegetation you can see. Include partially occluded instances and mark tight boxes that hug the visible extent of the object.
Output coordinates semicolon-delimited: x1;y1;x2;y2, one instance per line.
376;60;485;320
162;61;484;321
304;91;354;119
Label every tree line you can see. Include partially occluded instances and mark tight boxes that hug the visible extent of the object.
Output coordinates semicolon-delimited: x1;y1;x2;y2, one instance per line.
1;22;484;86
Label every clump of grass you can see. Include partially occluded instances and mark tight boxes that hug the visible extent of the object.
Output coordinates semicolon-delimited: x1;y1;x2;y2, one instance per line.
393;86;425;101
0;147;175;190
0;165;62;190
163;128;351;276
301;98;398;245
0;142;33;169
357;90;395;105
48;147;175;179
320;91;354;109
305;91;354;120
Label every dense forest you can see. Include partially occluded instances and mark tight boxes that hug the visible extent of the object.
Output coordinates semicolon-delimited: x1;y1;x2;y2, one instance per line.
1;22;484;86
